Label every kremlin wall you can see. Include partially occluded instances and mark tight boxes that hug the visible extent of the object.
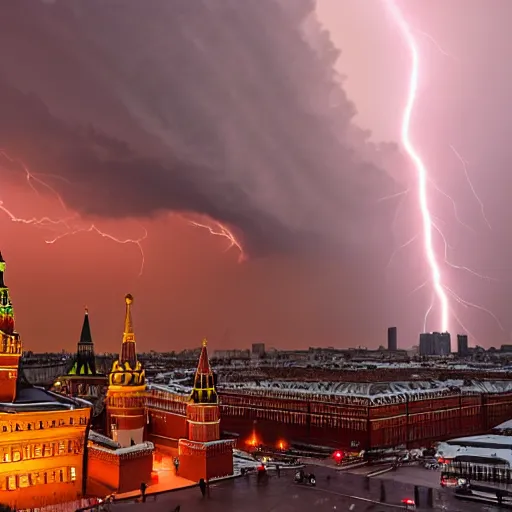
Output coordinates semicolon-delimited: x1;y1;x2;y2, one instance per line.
3;250;512;508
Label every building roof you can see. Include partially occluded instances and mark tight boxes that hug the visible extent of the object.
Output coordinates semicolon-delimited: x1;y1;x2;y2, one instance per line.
89;430;121;449
0;375;92;412
438;434;512;466
493;419;512;431
215;378;512;405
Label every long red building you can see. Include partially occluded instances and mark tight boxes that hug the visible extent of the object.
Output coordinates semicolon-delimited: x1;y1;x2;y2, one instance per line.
210;370;512;452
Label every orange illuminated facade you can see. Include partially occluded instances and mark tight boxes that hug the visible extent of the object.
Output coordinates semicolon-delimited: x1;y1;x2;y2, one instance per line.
0;252;92;510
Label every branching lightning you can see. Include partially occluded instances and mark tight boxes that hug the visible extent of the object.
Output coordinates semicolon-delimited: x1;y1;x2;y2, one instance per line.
0;152;147;276
415;29;458;61
188;219;245;262
449;144;491;229
385;0;450;333
385;0;503;339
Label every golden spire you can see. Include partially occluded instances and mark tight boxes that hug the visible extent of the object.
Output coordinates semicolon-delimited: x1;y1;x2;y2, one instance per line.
202;338;208;347
123;293;135;343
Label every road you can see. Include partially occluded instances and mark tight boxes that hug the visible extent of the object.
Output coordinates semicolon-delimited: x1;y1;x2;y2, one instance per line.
111;465;500;511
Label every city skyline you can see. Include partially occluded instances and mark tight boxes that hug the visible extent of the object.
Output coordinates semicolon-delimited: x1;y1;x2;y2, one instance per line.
1;1;511;352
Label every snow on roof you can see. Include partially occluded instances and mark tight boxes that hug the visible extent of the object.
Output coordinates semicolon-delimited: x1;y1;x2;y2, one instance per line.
494;419;512;431
216;379;512;404
90;440;154;456
148;382;191;395
437;443;512;466
89;430;120;449
438;436;512;466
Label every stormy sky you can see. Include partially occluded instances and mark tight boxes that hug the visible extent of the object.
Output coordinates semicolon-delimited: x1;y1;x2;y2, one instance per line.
0;0;510;352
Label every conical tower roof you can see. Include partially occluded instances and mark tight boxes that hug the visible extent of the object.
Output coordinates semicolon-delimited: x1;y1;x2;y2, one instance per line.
197;338;212;375
69;307;97;375
79;307;93;344
190;339;217;404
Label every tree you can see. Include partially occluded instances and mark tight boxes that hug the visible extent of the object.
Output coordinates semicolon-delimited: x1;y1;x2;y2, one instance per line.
0;504;15;512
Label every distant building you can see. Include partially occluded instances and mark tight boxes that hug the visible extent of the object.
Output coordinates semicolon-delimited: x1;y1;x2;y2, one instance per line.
419;332;451;356
212;349;250;360
387;327;397;351
251;343;265;358
457;334;469;357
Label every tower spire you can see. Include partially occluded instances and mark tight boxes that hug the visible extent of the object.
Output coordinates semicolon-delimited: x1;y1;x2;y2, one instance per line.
0;251;6;289
123;293;135;343
120;293;137;367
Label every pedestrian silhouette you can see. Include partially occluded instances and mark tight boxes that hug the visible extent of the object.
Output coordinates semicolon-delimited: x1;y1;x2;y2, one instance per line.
140;482;147;503
199;478;206;497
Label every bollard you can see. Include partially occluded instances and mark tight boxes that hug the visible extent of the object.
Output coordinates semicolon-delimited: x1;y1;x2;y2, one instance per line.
414;485;420;507
427;487;433;508
380;481;386;503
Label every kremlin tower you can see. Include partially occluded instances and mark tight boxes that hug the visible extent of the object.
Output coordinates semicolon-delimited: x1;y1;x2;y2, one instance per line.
53;308;108;419
106;294;147;447
178;339;234;481
70;308;97;376
0;251;22;402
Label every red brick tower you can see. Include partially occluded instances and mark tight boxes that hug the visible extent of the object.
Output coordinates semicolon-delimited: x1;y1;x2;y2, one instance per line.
178;339;234;481
0;252;22;402
106;294;147;447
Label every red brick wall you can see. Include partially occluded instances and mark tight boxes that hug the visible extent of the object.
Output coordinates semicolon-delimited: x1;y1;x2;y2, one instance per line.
118;453;153;493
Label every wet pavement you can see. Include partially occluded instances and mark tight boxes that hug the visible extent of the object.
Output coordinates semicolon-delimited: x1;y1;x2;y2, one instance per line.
110;464;501;511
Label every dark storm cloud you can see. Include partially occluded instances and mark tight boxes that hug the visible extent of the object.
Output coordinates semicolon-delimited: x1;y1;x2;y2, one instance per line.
0;0;397;256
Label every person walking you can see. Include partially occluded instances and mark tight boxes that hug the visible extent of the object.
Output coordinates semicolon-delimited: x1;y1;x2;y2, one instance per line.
199;478;206;497
140;482;148;503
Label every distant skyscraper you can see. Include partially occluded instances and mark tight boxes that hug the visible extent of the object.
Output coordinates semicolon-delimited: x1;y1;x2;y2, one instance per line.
252;343;265;358
457;334;469;356
387;327;397;351
419;332;451;356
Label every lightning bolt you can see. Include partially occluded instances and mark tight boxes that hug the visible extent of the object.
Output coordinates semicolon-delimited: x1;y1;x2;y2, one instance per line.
385;1;503;341
0;152;147;275
188;218;245;263
385;0;450;333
